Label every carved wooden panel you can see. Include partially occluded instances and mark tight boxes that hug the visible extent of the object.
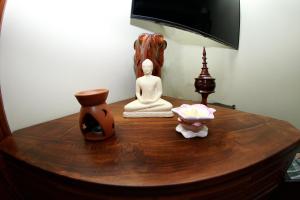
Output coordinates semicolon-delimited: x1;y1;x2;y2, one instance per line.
134;33;167;78
0;0;5;31
0;0;11;141
0;0;11;142
0;1;19;200
0;88;11;141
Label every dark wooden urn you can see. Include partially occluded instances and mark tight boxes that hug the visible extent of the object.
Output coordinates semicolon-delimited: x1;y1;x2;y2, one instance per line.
194;47;216;105
75;89;115;141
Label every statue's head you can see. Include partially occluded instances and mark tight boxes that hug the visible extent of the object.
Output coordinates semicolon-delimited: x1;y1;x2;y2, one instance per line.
142;59;153;75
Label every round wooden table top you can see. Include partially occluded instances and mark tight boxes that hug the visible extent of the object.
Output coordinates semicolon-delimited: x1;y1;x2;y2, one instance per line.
1;97;300;188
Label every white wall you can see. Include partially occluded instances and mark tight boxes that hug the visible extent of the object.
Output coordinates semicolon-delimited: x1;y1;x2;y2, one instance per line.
0;0;147;131
162;0;300;129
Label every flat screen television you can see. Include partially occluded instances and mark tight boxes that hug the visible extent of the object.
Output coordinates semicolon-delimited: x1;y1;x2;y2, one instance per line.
131;0;240;49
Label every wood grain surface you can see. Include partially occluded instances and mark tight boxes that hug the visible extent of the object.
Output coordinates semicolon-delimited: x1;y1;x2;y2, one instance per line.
1;97;300;199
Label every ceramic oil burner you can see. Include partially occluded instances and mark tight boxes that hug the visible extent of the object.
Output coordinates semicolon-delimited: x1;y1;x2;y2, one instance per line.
172;104;216;138
75;89;114;141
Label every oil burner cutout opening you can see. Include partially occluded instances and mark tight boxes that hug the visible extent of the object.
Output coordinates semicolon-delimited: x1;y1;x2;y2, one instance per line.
81;113;104;136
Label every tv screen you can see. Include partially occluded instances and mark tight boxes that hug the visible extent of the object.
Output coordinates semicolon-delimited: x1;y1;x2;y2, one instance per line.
131;0;240;49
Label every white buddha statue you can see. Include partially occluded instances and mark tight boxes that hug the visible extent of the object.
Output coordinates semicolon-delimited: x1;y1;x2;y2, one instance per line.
123;59;173;118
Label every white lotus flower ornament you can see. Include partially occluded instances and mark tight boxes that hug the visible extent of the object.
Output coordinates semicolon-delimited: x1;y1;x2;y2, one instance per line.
171;104;216;138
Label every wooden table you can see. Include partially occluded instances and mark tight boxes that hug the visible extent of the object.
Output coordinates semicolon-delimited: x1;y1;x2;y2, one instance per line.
1;97;300;199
